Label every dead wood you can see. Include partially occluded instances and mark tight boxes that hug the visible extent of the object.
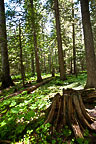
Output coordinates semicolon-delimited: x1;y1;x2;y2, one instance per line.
0;140;11;143
73;93;93;130
0;77;53;102
44;88;96;138
78;93;95;122
81;89;96;103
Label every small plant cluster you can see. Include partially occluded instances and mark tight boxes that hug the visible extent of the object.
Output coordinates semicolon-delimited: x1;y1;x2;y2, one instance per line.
23;123;51;144
18;125;90;144
19;124;72;144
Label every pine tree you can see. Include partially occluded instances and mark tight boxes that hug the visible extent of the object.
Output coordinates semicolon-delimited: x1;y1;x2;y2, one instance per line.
0;0;14;88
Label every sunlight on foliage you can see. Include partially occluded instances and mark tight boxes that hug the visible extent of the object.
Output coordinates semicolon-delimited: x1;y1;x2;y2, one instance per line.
0;73;88;143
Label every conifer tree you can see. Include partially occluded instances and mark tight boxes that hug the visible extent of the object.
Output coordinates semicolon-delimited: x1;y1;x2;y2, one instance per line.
0;0;14;88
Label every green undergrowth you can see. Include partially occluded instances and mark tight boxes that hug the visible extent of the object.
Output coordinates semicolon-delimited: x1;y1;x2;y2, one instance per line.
0;73;52;99
0;73;92;144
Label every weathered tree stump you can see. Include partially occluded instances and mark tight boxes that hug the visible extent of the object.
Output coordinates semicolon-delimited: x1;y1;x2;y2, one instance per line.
81;89;96;103
44;89;96;138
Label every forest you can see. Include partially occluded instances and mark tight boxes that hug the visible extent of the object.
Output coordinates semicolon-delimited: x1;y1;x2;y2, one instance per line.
0;0;96;143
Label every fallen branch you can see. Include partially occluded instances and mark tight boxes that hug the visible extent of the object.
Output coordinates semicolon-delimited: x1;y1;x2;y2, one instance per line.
0;77;53;102
81;89;96;103
0;140;11;143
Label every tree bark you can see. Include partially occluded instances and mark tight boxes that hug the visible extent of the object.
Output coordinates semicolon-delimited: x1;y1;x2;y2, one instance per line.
48;47;52;73
0;0;14;88
80;0;96;88
44;89;96;138
30;0;42;82
44;53;46;73
54;0;66;80
72;2;76;75
31;50;35;76
33;32;42;82
70;57;73;74
19;22;25;87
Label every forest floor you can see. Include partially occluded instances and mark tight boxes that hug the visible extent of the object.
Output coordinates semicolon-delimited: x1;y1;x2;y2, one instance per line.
0;72;96;144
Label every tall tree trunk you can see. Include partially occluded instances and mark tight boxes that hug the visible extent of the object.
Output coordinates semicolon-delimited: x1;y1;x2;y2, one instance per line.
44;53;46;73
40;48;43;72
55;50;58;66
80;0;96;88
33;32;42;82
30;0;42;82
0;0;14;88
19;22;25;87
31;50;35;76
41;22;44;73
54;0;66;80
70;57;73;74
48;47;51;73
72;2;76;75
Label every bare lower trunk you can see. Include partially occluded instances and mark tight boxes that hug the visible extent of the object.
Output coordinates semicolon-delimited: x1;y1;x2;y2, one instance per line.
48;47;52;73
30;0;42;82
70;57;72;74
72;1;76;75
0;0;14;88
33;32;42;82
31;51;35;76
54;0;66;80
19;22;25;87
44;54;46;73
80;0;96;88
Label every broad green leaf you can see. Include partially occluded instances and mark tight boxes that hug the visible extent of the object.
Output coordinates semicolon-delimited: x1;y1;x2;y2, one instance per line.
18;114;25;119
0;121;6;127
3;100;11;105
11;107;19;114
10;100;16;107
1;109;7;114
24;110;35;120
22;91;27;95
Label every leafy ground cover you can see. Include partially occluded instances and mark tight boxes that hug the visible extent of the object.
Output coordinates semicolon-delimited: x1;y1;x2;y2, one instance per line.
1;73;95;144
0;73;51;100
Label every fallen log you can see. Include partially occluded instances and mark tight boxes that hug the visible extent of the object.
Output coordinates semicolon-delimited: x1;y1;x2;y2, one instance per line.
81;89;96;103
44;88;96;138
0;77;53;102
0;140;11;143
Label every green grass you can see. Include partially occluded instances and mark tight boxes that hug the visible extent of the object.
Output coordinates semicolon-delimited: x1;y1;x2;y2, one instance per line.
0;73;89;143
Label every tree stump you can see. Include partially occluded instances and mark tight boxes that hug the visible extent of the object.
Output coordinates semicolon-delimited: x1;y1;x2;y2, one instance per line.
81;89;96;103
44;89;96;138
